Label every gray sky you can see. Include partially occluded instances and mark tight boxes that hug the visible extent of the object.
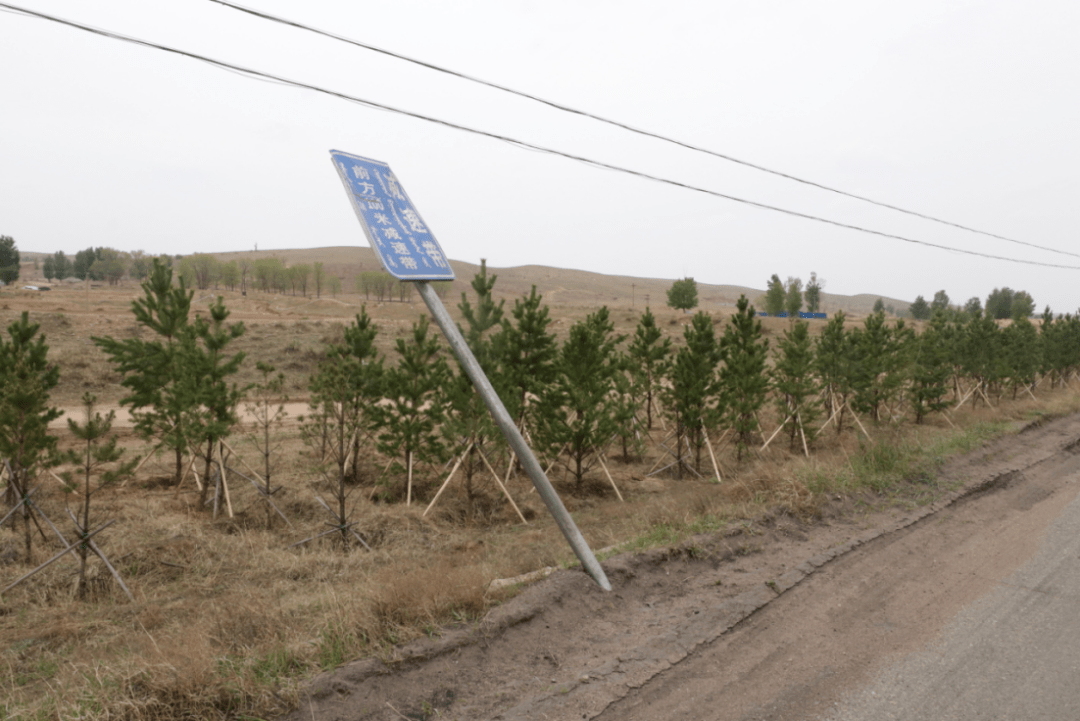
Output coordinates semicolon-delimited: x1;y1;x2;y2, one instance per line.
3;0;1079;312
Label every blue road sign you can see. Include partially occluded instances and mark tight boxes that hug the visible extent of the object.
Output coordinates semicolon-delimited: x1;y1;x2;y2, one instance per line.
330;150;455;282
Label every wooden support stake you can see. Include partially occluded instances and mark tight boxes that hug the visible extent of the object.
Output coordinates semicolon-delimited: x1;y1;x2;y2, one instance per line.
218;444;234;519
818;402;842;433
594;452;623;502
940;409;958;429
66;509;135;602
230;467;293;527
423;443;471;517
221;438;268;487
760;415;793;452
0;521;114;597
476;447;529;524
977;384;995;409
954;382;978;411
406;451;414;506
796;413;810;458
848;404;873;442
704;430;723;482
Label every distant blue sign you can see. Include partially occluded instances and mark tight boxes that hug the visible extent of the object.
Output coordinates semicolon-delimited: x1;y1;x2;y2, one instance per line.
330;150;454;282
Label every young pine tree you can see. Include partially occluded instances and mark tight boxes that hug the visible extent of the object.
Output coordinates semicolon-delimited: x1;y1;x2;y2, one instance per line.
93;258;193;482
850;311;902;422
773;320;819;451
379;315;450;504
720;296;770;460
814;312;858;435
0;312;62;563
62;393;137;599
909;312;952;424
494;286;559;438
1002;317;1041;399
546;307;625;486
441;261;505;510
302;309;383;542
627;307;672;430
961;313;1002;405
663;311;722;476
183;296;247;507
246;361;289;529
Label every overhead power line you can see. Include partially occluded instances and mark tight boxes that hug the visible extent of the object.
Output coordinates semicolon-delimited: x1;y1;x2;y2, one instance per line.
4;1;1079;271
210;0;1080;262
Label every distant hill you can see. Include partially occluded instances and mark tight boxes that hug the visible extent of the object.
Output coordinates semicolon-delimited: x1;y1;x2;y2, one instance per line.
212;246;908;317
22;246;911;317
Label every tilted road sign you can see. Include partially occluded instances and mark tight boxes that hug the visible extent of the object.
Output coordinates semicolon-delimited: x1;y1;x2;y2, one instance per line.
330;149;454;281
329;150;610;591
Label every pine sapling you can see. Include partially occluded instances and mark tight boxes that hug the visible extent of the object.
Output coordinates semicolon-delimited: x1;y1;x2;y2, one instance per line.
61;393;137;599
720;296;770;461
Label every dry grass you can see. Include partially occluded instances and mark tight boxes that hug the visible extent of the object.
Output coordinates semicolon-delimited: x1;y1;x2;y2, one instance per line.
0;264;1070;720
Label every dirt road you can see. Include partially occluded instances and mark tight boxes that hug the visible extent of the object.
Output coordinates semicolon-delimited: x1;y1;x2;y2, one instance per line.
285;413;1080;721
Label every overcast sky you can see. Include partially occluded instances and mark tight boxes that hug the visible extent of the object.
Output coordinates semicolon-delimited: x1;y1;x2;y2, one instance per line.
3;0;1079;312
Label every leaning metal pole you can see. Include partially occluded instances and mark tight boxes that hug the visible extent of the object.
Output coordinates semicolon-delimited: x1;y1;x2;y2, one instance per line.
416;281;611;591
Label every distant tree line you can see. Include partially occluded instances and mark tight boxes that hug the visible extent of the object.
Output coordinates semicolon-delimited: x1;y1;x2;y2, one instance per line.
907;288;1036;322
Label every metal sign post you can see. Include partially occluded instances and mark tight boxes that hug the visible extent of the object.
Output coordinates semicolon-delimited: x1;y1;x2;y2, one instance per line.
330;150;611;591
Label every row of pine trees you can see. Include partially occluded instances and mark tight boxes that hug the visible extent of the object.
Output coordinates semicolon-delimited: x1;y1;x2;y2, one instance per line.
4;259;1080;532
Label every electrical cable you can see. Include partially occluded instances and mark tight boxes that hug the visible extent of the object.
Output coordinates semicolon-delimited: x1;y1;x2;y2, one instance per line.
3;1;1078;271
209;0;1080;261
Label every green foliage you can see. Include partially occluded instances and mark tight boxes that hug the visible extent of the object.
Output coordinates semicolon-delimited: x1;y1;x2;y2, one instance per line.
72;247;98;281
128;252;152;281
355;271;397;301
930;290;950;313
850;312;906;422
963;296;982;318
804;272;824;312
815;311;857;434
627;307;672;430
378;315;450;502
665;277;698;312
872;298;885;314
89;249;126;286
94;258;194;481
42;256;55;281
663;311;722;476
720;296;769;460
960;313;1002;404
254;257;287;293
219;260;240;290
442;261;504;496
313;262;325;298
0;312;62;561
985;287;1036;320
773;321;819;450
784;277;803;317
303;309;383;534
909;295;931;320
184;296;248;504
1002;317;1040;399
494;286;559;434
764;274;785;316
546;307;626;485
0;235;19;285
1010;290;1035;321
909;312;952;423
